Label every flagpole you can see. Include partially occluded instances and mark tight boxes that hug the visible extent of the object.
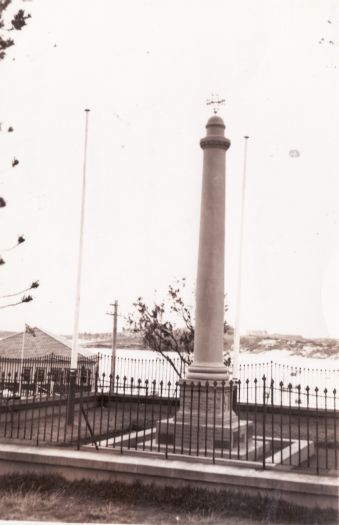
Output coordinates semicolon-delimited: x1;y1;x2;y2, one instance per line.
233;136;249;380
71;109;90;370
20;326;26;363
68;109;90;424
19;325;26;395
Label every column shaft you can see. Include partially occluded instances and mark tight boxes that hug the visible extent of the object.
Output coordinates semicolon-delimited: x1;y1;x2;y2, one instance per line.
187;116;230;381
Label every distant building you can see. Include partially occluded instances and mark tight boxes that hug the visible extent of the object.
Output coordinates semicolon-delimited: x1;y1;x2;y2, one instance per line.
246;330;268;337
0;327;98;396
0;326;94;359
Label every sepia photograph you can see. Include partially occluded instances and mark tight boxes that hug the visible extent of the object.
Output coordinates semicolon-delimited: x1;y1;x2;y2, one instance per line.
0;0;338;524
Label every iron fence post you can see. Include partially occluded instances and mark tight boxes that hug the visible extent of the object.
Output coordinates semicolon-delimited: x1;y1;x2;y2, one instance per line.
66;369;77;425
262;375;266;470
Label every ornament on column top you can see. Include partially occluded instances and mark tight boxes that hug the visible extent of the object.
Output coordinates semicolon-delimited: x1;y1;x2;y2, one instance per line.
206;94;225;115
202;95;230;151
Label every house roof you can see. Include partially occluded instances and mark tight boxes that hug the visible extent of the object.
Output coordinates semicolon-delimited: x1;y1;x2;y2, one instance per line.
0;327;96;360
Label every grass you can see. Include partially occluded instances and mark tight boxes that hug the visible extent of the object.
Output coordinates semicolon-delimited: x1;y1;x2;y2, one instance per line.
0;473;337;524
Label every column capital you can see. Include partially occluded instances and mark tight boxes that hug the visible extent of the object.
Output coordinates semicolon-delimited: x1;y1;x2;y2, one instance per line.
200;136;231;150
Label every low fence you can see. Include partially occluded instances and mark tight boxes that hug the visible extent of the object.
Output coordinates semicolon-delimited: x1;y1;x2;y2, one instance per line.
97;353;339;409
98;353;184;387
0;371;337;475
238;361;339;405
1;353;338;409
96;352;339;390
0;355;99;398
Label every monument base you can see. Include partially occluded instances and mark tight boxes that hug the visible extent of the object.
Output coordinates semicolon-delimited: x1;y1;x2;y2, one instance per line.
156;379;253;453
156;418;253;454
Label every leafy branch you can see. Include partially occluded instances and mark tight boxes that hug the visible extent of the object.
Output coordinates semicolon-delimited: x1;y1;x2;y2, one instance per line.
127;278;231;377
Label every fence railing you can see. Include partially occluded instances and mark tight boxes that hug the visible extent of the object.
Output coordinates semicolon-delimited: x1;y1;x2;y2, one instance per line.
97;353;339;397
0;355;99;397
238;361;339;405
1;353;338;408
0;370;337;475
98;353;185;386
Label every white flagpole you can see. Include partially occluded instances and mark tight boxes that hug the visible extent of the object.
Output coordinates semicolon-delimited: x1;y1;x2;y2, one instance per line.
19;325;26;394
20;325;26;363
68;109;90;424
71;109;90;370
233;136;249;380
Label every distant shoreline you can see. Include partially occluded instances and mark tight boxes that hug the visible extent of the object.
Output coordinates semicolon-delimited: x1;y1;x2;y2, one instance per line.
84;342;147;350
79;332;339;360
1;331;339;360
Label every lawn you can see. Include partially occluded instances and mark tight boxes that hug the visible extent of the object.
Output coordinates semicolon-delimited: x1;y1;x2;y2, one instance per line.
0;473;337;525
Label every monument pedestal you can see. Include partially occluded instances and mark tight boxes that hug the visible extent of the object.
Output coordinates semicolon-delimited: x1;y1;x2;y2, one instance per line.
156;380;253;454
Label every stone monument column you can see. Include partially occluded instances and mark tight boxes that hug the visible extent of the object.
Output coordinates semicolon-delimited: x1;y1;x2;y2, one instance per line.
156;113;252;455
187;114;230;381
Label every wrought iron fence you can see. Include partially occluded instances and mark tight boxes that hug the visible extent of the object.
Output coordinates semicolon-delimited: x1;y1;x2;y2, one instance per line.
97;353;185;386
0;369;337;475
237;361;339;407
97;353;339;408
0;355;99;396
1;352;338;408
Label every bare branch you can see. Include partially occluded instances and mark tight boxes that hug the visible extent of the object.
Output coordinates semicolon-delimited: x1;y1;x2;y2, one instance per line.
0;294;33;309
0;280;39;299
0;234;25;252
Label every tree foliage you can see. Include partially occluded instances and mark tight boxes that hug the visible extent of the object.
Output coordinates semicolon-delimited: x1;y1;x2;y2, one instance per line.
0;0;37;310
127;278;230;377
0;1;31;59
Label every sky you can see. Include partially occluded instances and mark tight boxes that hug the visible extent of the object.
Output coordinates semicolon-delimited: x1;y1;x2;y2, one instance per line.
1;0;339;338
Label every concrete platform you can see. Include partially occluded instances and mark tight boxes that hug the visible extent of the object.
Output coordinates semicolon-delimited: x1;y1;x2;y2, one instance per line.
0;442;337;511
95;427;312;467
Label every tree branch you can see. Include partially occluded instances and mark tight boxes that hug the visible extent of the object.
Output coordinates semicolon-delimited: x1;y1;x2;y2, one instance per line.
0;294;33;309
0;280;39;298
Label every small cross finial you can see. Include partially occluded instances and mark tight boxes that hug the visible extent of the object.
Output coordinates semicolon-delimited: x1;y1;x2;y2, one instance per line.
206;94;225;114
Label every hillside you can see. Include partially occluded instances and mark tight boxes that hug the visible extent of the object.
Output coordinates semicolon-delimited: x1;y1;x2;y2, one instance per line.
2;330;338;359
223;333;339;359
65;331;145;350
72;331;339;359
